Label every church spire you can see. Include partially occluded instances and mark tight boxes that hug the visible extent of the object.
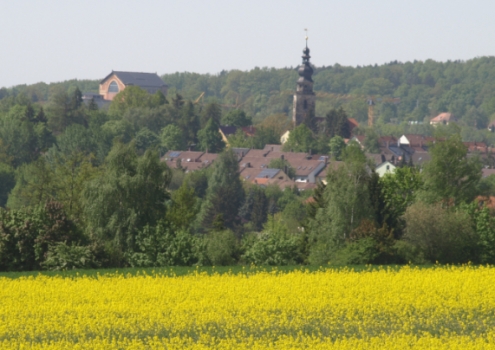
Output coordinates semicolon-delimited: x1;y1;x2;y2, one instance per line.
292;30;316;127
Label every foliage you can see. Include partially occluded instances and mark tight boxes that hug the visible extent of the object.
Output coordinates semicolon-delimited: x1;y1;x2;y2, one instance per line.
160;124;186;152
222;109;252;127
363;128;380;153
308;150;372;265
329;135;345;160
7;156;55;209
0;163;15;207
166;180;199;231
128;222;197;267
82;143;171;256
282;124;316;153
42;242;95;270
323;107;350;138
242;214;302;265
267;158;295;179
403;201;479;263
0;201;84;271
196;149;244;232
204;229;238;266
380;166;423;234
135;127;160;153
419;135;481;205
108;86;157;117
197;118;225;153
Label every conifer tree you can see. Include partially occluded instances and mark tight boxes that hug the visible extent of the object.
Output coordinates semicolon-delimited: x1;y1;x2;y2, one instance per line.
196;148;244;233
197;118;225;153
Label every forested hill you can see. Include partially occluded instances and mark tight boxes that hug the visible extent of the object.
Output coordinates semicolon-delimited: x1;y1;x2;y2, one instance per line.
3;56;495;127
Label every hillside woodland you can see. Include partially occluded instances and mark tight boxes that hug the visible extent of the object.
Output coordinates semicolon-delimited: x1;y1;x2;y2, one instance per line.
1;58;495;270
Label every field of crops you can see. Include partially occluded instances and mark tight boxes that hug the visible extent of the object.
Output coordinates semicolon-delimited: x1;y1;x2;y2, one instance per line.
1;265;495;349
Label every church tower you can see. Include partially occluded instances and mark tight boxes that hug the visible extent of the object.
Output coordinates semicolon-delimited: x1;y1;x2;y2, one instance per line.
292;36;315;127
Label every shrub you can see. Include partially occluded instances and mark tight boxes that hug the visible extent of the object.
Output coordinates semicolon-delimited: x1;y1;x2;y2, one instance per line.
204;229;238;266
42;242;95;270
403;202;478;263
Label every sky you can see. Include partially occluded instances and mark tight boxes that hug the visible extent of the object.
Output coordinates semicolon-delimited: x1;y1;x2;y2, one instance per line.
1;0;495;88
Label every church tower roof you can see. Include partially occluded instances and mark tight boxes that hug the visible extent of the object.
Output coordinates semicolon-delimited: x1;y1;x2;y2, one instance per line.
298;42;314;83
292;32;316;128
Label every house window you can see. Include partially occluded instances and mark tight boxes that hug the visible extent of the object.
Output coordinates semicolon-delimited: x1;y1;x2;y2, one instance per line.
386;165;390;170
303;100;308;110
108;81;119;93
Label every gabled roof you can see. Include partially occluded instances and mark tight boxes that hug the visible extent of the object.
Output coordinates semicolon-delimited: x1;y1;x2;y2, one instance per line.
376;161;396;170
351;135;366;145
256;168;282;179
378;136;397;147
431;112;455;123
101;71;167;88
401;134;425;146
219;125;237;136
348;118;359;130
290;159;326;177
263;144;283;152
482;169;495;178
241;126;257;137
464;142;488;153
162;150;204;162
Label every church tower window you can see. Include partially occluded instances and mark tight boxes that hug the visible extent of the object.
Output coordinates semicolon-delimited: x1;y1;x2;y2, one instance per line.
109;81;119;93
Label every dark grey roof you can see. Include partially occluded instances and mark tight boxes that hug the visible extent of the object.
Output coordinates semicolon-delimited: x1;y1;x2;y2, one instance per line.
101;71;167;88
256;168;280;179
219;126;237;135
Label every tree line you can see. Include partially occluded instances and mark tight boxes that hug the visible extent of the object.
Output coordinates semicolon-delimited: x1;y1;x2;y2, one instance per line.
1;71;495;269
5;57;495;141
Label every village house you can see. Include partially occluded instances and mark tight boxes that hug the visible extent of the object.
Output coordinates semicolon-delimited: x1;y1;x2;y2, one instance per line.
99;71;168;101
430;112;456;126
375;161;397;177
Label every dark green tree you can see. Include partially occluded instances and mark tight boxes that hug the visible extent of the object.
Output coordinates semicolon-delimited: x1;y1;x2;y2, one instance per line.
363;128;380;153
166;180;198;231
179;101;200;146
324;107;351;138
196;149;244;232
0;201;83;271
419;135;481;205
82;143;171;257
7;157;55;209
239;186;268;231
135;127;160;153
282;124;316;153
0;163;15;207
222;109;252;127
201;102;221;127
70;87;83;111
197;118;225;153
160;124;186;152
329;136;345;160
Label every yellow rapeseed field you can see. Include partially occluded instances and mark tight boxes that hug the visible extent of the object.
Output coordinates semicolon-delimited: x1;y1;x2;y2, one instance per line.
1;266;495;349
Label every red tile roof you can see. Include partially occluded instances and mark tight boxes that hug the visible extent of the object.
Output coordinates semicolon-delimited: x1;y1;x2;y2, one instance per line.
431;112;455;123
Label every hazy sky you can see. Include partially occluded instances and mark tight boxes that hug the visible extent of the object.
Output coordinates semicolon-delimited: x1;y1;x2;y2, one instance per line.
1;0;494;88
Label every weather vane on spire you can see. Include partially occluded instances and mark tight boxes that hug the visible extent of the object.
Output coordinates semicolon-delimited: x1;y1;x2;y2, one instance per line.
304;28;308;47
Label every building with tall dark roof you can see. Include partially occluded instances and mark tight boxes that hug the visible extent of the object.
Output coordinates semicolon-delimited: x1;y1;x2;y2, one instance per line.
99;71;168;101
292;38;315;127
